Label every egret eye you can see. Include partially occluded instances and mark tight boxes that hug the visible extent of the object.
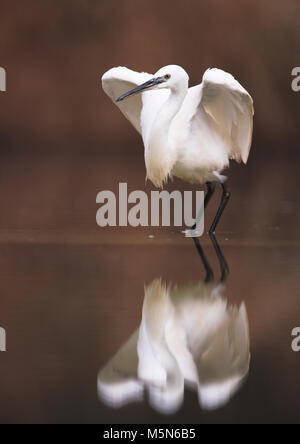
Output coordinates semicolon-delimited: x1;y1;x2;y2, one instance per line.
164;74;171;80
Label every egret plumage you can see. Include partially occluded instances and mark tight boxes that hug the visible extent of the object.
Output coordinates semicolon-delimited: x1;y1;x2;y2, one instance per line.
98;236;250;413
98;263;250;413
102;65;254;233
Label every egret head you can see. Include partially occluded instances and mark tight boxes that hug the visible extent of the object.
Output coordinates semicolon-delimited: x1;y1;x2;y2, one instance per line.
116;65;189;102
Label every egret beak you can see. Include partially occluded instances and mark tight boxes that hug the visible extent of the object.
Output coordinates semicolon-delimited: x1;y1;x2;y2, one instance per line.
116;77;165;102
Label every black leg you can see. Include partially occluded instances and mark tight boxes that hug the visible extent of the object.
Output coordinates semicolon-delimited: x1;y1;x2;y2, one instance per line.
192;237;214;283
204;181;216;209
209;233;230;283
209;182;231;234
192;182;216;230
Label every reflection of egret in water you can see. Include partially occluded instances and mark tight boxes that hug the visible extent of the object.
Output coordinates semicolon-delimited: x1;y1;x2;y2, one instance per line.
98;235;250;414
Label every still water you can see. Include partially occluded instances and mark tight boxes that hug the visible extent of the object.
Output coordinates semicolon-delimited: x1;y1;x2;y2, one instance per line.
0;227;299;424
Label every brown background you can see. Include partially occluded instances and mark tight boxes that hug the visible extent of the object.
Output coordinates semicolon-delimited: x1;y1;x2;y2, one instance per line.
0;0;300;424
0;0;299;237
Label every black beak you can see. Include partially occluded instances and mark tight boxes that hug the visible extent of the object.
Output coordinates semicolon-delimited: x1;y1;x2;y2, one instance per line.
116;77;165;102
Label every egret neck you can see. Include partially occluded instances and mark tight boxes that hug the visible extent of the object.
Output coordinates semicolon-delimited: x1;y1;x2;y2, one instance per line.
145;85;188;188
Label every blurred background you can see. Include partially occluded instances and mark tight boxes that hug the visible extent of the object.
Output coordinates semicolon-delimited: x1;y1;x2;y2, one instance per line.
0;0;300;424
0;0;299;236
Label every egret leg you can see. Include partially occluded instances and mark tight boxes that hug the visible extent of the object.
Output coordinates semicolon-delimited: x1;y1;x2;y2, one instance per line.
204;181;216;209
192;237;214;283
191;182;216;230
209;233;230;283
209;183;231;234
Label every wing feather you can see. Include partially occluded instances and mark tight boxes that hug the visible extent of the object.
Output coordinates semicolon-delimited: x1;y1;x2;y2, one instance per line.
102;67;153;134
192;69;254;164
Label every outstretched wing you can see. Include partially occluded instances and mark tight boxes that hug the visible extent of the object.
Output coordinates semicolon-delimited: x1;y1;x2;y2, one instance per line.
183;69;254;164
102;67;153;134
195;303;250;410
97;330;144;408
201;69;254;163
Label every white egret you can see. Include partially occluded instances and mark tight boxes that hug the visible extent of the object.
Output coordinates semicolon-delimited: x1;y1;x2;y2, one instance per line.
98;237;250;413
98;279;250;413
102;65;254;233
